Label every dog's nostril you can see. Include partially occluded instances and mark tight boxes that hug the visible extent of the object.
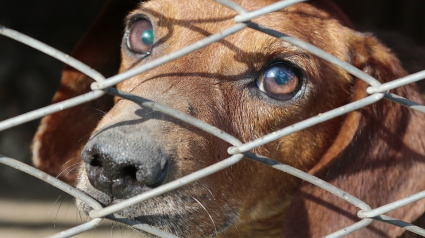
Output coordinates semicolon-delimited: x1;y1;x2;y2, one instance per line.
89;154;103;167
122;165;138;181
146;162;168;188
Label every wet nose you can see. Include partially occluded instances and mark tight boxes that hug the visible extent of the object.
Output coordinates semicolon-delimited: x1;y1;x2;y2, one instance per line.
81;128;169;199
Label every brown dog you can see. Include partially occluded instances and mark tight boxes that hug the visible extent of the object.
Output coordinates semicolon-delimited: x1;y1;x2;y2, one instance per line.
32;0;425;237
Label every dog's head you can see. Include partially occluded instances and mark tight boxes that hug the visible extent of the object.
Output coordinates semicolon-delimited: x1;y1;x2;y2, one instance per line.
32;0;425;237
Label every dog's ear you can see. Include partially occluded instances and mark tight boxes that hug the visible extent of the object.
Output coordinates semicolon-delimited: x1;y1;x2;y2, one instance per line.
309;0;354;29
32;0;138;183
282;34;425;237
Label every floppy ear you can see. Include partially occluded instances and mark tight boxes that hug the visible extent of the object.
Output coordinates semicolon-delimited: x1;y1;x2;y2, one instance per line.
32;0;139;183
309;0;354;29
282;34;425;237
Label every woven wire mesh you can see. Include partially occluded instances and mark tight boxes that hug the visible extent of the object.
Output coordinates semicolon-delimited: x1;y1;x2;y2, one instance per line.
1;0;425;237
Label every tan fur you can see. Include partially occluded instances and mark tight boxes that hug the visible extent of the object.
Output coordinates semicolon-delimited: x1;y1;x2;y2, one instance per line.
32;0;425;237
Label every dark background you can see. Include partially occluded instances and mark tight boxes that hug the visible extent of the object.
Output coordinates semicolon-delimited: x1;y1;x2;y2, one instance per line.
337;0;425;44
0;0;106;200
0;0;423;236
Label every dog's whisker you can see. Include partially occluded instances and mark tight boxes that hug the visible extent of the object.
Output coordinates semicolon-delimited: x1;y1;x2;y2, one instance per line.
59;161;82;172
62;167;80;178
198;184;232;228
110;222;114;238
207;188;215;201
249;217;255;238
83;107;108;115
62;157;78;166
62;163;84;178
192;196;217;235
75;201;88;225
233;224;241;237
64;200;72;221
56;161;83;179
89;225;98;238
54;194;69;228
78;133;92;143
88;112;108;120
47;194;62;222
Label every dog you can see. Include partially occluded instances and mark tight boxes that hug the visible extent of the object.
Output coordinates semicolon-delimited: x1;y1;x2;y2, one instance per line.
31;0;425;237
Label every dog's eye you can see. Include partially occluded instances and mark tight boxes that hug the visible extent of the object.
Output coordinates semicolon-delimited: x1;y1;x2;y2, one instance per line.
126;19;154;54
257;63;300;100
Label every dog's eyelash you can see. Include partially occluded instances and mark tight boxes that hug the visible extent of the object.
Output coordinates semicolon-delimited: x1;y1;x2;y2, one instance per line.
126;14;151;28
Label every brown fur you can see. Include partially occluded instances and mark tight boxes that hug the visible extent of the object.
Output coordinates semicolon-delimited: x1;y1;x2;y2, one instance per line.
32;0;425;237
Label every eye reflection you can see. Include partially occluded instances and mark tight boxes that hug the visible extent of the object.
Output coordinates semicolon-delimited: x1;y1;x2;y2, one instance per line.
257;63;300;100
127;19;154;55
141;29;154;45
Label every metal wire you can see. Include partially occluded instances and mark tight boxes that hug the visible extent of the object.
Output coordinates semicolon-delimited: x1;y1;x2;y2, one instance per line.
245;21;383;87
0;26;105;82
1;0;425;238
0;90;105;131
213;0;248;13
0;155;102;210
367;70;425;94
104;88;243;147
47;218;104;238
243;152;371;211
323;219;373;238
90;23;247;90
234;0;307;22
383;92;425;113
106;214;180;238
228;93;384;155
373;215;425;237
358;190;425;219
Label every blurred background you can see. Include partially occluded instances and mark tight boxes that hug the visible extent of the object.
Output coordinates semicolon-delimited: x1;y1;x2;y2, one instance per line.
0;1;133;237
0;0;424;237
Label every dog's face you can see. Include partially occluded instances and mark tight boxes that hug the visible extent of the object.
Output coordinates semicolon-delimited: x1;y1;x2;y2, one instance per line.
76;0;358;236
28;0;425;237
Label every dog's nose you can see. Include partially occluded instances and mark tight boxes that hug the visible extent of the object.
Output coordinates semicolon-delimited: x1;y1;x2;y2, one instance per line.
81;129;169;199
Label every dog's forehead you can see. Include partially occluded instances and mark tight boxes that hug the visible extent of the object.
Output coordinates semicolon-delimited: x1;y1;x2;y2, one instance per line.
120;0;351;91
130;0;345;45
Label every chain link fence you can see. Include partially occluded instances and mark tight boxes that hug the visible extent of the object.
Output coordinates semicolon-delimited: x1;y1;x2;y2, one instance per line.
1;0;425;237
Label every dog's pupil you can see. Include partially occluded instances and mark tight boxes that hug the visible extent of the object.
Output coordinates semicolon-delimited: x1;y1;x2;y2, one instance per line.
141;29;154;45
267;67;289;85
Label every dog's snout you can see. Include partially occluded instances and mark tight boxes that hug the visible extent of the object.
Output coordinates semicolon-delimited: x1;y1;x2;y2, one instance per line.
81;129;169;199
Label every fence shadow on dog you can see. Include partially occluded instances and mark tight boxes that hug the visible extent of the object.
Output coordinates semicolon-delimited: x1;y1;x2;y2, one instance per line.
1;0;425;237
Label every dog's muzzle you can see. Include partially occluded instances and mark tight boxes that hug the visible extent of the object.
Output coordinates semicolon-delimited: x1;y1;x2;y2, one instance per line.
81;126;169;199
